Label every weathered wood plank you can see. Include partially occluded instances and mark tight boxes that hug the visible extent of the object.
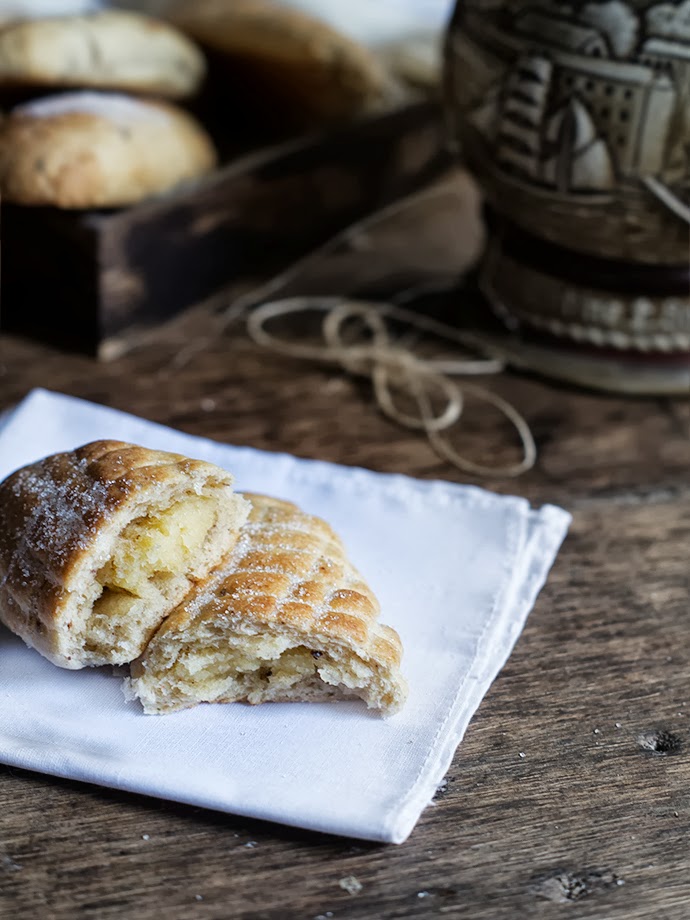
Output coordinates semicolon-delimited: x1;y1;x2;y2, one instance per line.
0;303;687;507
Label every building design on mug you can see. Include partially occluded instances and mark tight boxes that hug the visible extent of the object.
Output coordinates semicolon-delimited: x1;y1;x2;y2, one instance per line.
445;0;690;350
448;0;690;204
456;2;687;197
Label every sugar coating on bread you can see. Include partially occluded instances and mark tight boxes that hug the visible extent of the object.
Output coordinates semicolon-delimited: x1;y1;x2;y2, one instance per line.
127;493;408;716
0;441;249;668
16;91;172;123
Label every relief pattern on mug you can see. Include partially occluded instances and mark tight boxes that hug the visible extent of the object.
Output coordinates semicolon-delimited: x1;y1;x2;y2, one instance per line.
446;0;690;263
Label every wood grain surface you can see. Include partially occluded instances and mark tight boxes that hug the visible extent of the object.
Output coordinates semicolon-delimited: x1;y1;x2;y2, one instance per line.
1;202;689;920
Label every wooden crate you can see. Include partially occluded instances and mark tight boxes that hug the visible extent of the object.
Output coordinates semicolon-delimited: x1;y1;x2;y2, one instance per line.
1;101;447;357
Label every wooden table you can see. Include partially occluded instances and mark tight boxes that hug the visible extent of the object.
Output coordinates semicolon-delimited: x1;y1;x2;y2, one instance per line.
0;210;689;920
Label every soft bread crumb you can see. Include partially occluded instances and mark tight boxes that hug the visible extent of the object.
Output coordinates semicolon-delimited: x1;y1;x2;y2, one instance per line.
130;631;401;715
83;495;219;659
126;493;408;716
98;496;216;596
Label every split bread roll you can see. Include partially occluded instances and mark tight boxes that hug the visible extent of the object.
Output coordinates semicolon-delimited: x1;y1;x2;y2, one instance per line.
167;0;399;123
0;92;217;207
127;493;408;716
0;11;206;99
0;441;249;668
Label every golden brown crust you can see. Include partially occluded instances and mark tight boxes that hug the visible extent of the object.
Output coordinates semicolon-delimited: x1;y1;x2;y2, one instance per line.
0;440;247;667
161;492;390;640
0;11;206;98
167;0;399;122
0;94;217;207
130;492;407;714
0;439;215;613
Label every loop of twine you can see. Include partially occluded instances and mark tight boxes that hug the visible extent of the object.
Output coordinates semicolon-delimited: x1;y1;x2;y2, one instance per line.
247;297;537;478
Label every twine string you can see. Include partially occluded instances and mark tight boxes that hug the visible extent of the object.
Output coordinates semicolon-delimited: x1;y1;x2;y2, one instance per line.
247;297;536;477
168;177;475;372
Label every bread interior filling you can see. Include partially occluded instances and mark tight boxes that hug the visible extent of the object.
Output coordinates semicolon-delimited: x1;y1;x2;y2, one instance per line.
85;495;217;654
157;634;373;707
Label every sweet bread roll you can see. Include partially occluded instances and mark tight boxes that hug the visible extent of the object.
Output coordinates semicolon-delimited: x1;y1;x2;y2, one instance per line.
167;0;398;123
0;441;249;669
127;493;408;716
0;11;206;99
0;92;217;207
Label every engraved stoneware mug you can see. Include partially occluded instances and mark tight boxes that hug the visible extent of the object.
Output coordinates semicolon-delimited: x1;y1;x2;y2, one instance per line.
444;0;690;393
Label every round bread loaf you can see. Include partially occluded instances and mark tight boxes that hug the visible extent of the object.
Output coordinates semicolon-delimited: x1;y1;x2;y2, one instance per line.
0;92;217;207
167;0;399;122
0;10;206;98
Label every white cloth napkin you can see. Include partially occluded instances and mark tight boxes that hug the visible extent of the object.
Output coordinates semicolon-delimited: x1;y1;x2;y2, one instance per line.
0;389;570;843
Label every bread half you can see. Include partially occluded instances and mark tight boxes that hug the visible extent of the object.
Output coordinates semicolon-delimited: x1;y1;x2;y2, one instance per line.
127;493;408;716
0;441;249;668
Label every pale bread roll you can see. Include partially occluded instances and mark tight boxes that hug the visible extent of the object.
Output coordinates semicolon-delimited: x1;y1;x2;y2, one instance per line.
0;91;217;207
167;0;399;122
0;441;250;668
0;10;205;98
127;493;408;716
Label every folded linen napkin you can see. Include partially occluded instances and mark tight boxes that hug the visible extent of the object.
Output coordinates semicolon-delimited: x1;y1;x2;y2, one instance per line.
0;389;570;843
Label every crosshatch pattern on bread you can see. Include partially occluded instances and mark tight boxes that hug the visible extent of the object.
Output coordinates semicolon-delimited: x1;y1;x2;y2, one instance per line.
0;441;249;668
0;11;206;98
127;493;408;716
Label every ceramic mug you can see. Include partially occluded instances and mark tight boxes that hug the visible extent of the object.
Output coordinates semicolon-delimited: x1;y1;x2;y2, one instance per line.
445;0;690;392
